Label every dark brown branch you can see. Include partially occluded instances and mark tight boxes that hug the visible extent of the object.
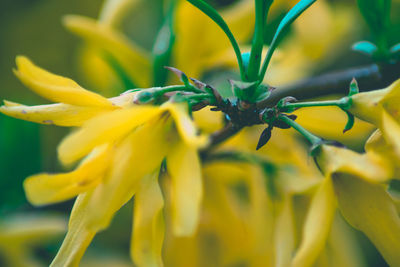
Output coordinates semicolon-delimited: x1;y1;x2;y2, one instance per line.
206;62;400;151
201;122;242;154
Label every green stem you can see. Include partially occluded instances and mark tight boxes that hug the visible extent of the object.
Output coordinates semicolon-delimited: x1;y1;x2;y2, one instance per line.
258;0;317;83
278;115;322;145
279;98;350;112
153;85;188;95
246;0;267;81
186;0;245;80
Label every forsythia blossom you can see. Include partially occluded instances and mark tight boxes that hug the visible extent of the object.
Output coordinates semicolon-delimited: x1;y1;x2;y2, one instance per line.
1;56;207;266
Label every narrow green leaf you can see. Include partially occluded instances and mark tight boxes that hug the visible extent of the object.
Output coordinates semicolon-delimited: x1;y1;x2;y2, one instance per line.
165;66;190;87
247;0;273;81
152;0;177;87
259;0;317;82
102;51;137;91
186;0;245;79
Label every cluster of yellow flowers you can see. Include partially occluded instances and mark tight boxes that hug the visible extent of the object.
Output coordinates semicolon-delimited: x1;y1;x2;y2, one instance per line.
1;0;400;267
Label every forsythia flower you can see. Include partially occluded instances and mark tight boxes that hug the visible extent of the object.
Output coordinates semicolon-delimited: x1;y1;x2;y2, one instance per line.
0;215;65;267
0;56;207;266
164;149;365;267
306;143;400;267
348;79;400;154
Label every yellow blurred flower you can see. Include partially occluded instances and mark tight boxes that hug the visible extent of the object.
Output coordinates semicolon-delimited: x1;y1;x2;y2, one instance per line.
63;0;254;92
164;152;365;267
0;215;65;267
307;143;400;267
1;56;207;267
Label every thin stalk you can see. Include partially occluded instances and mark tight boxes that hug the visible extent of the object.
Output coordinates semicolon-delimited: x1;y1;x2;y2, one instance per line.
153;85;189;95
186;0;245;79
278;115;322;145
246;0;266;81
279;98;350;111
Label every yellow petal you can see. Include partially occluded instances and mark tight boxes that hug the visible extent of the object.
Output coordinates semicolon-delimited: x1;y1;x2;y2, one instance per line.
333;174;400;266
381;78;400;121
24;145;111;206
131;169;164;267
292;178;336;267
274;196;295;267
63;15;151;88
381;110;400;158
83;118;175;231
316;145;392;183
348;88;388;124
58;105;159;165
14;56;113;107
0;100;108;127
365;129;400;177
325;215;366;267
51;194;96;267
163;102;208;148
166;141;202;236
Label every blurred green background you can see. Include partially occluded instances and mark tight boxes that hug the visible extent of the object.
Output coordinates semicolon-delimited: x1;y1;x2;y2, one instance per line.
0;0;105;215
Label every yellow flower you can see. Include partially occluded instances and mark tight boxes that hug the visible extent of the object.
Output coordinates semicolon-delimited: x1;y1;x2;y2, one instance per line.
294;143;399;267
0;214;66;267
164;155;365;267
348;79;400;154
1;56;207;267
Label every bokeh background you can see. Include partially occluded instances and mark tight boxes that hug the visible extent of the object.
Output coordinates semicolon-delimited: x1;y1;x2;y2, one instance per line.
0;0;399;266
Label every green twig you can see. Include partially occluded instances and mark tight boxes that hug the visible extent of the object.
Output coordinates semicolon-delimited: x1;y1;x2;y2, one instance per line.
278;115;322;145
278;98;351;112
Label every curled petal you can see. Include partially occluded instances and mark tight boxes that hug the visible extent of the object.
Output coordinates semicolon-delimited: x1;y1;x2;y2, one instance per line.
58;106;159;165
131;170;164;267
333;174;400;267
24;145;111;206
0;100;107;127
14;56;112;107
292;178;336;267
167;141;202;236
316;145;392;183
